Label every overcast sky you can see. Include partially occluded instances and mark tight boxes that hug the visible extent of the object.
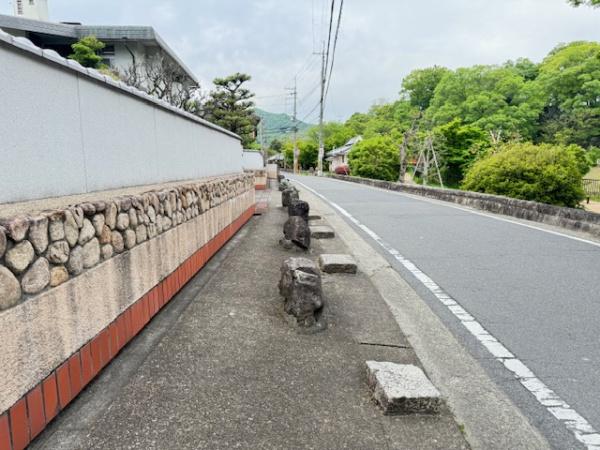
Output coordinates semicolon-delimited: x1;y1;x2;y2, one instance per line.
2;0;599;122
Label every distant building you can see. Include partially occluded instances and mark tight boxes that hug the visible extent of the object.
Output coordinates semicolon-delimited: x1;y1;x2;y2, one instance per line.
13;0;48;21
0;4;197;94
326;136;363;172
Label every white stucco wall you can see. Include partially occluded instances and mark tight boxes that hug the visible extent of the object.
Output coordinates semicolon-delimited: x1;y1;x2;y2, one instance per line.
242;151;265;170
0;37;243;204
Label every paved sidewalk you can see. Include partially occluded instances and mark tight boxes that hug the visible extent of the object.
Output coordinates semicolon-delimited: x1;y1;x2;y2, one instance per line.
31;190;468;450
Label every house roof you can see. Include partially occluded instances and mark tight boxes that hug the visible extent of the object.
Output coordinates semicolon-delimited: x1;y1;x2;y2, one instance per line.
326;136;363;159
0;14;198;84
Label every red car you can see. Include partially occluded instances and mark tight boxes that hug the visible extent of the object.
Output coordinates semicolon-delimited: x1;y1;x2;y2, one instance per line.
334;164;350;175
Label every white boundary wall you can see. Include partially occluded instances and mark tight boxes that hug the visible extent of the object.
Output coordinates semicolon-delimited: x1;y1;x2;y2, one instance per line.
242;151;265;170
0;32;243;204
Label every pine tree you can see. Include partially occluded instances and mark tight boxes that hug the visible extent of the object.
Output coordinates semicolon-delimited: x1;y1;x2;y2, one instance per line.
201;73;259;147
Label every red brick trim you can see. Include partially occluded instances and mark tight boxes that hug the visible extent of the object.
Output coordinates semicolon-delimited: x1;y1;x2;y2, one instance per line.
0;204;255;450
255;184;267;191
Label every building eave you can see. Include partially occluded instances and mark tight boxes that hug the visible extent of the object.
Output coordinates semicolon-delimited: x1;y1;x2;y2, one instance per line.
0;14;199;85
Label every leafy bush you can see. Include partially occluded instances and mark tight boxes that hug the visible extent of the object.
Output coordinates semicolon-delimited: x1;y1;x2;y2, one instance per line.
462;142;585;207
348;136;399;181
69;36;105;69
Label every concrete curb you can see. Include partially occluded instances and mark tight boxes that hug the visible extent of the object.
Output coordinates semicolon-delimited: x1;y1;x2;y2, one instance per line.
295;183;551;450
330;174;600;240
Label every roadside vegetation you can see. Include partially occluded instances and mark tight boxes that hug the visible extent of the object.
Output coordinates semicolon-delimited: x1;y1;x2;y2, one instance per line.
280;36;600;207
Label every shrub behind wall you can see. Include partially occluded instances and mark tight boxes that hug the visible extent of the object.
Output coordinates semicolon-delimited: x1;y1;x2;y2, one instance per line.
462;142;585;207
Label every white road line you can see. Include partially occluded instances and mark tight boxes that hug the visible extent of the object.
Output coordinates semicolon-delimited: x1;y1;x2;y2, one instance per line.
319;176;600;249
294;179;600;450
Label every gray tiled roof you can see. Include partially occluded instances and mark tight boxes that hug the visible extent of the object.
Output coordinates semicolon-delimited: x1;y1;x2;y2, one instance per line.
0;14;198;83
326;136;363;158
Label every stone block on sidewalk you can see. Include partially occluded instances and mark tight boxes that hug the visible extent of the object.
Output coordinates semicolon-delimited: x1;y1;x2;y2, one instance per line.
318;254;357;274
282;188;299;207
308;215;322;221
310;225;335;239
278;257;325;330
279;179;292;192
288;200;310;221
366;361;442;415
283;216;311;250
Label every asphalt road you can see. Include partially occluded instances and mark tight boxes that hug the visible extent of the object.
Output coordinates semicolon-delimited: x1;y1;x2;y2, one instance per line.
289;174;600;450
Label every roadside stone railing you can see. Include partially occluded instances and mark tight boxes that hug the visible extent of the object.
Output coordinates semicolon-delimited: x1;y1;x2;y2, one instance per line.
330;174;600;238
0;174;254;312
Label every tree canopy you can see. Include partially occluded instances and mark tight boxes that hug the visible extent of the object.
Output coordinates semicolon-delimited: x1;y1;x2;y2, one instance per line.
568;0;600;6
280;39;599;205
200;73;260;147
68;36;105;69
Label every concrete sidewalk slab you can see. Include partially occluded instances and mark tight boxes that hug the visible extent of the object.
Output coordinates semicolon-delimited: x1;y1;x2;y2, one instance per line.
366;361;442;415
30;189;468;450
318;253;357;274
310;225;335;239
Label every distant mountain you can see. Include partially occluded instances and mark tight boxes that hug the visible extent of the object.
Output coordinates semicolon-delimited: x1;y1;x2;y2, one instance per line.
255;109;314;145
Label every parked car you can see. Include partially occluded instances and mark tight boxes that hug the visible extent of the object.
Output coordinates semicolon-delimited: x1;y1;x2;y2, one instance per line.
334;164;350;175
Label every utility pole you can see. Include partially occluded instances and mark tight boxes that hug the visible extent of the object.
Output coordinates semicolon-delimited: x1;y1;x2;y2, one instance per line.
286;79;299;174
317;42;326;176
259;120;266;165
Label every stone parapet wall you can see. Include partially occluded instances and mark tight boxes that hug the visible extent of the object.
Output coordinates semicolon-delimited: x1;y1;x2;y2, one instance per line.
0;173;254;427
330;175;600;238
0;174;254;312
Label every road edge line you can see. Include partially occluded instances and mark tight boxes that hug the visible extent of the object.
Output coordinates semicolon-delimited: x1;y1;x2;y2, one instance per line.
294;179;556;450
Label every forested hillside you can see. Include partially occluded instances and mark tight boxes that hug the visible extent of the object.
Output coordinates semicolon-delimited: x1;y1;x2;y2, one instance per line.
255;109;313;145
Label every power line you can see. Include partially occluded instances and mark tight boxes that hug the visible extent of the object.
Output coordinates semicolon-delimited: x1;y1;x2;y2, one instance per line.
324;0;335;81
325;0;344;101
300;101;320;123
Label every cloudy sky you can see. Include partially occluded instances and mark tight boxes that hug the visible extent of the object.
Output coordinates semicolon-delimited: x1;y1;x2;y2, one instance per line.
2;0;598;122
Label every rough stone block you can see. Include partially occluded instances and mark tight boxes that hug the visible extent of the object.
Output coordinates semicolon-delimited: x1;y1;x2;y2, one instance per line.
318;254;357;274
278;257;325;330
0;266;21;310
283;216;311;250
5;240;35;274
308;215;322;221
310;225;335;239
366;362;442;415
282;188;299;207
288;200;310;221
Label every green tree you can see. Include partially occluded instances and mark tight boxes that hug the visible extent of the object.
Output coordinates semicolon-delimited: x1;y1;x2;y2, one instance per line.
462;142;585;207
201;73;260;147
69;36;105;68
434;119;491;186
427;65;544;140
299;141;319;169
535;42;600;148
348;136;399;181
401;66;450;110
568;0;600;6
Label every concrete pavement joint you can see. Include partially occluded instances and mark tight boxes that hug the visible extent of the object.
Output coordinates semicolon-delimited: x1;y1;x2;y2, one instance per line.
294;178;600;450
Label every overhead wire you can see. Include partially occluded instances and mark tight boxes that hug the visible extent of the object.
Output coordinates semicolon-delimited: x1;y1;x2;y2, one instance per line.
325;0;343;101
